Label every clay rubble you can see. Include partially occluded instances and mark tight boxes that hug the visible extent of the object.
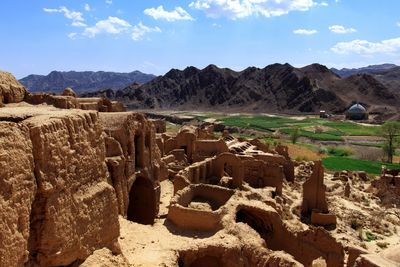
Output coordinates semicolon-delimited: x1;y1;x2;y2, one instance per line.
0;71;399;267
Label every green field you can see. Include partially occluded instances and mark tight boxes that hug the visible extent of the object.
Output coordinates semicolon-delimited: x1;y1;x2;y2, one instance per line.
213;114;382;141
322;157;399;174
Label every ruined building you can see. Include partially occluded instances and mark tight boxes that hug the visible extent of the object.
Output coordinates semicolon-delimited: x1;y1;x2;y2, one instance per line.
0;71;160;266
1;71;399;267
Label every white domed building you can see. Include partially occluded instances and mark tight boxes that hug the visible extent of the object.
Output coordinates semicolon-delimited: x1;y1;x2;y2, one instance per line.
345;103;368;120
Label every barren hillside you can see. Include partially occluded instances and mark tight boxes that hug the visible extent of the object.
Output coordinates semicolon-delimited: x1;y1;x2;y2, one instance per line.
88;63;399;114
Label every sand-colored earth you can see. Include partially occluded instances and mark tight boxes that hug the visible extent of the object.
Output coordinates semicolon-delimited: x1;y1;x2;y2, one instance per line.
83;171;400;266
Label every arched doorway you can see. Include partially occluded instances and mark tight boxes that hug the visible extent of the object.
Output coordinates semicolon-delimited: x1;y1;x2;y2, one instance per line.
127;176;156;224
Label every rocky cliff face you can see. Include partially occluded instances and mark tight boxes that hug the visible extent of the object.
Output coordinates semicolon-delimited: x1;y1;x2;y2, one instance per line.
0;71;161;266
102;63;399;114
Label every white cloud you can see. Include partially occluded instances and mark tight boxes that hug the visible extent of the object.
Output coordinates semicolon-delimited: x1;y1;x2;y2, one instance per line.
319;2;328;6
84;4;91;11
189;0;316;19
68;32;78;39
43;6;86;27
132;22;161;41
331;37;400;54
83;16;131;38
144;6;194;21
329;25;356;34
106;0;112;5
71;21;87;27
397;22;400;27
43;8;59;13
293;28;318;35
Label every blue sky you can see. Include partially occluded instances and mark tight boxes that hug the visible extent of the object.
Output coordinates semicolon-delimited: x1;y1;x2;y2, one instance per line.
1;0;400;78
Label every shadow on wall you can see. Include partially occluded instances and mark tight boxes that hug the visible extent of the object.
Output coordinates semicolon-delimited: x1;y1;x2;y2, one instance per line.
127;176;157;225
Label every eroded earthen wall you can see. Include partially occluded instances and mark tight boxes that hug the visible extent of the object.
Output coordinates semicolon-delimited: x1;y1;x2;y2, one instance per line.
0;122;36;267
26;111;120;266
99;112;161;223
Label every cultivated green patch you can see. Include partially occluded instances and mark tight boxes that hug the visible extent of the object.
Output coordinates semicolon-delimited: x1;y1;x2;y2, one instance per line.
201;114;382;141
322;157;400;174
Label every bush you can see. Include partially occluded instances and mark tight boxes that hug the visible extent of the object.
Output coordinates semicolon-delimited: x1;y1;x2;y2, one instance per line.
365;231;377;242
318;146;328;155
327;146;353;157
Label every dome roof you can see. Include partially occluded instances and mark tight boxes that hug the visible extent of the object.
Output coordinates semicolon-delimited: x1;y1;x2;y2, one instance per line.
348;103;367;113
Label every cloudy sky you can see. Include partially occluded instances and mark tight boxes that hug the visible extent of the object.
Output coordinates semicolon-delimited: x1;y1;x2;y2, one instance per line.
1;0;400;78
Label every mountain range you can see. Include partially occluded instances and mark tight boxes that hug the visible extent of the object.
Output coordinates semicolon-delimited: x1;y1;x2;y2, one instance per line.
20;63;400;115
19;70;156;93
82;63;399;114
331;64;399;78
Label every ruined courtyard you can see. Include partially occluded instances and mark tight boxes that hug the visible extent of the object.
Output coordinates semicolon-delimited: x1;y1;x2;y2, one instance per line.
1;71;400;267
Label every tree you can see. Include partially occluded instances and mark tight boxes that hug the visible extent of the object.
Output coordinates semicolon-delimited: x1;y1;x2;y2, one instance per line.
381;121;400;163
290;126;300;144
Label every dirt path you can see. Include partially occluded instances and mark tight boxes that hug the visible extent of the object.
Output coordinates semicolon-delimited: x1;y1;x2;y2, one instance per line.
158;179;174;218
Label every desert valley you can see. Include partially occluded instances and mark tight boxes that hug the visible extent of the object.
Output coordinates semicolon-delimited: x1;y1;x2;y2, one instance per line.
1;0;400;266
1;63;400;266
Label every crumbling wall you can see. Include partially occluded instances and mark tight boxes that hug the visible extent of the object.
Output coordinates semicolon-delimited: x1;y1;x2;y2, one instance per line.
151;119;167;133
235;205;344;267
192;139;229;162
26;111;120;266
168;184;234;231
240;156;283;194
371;167;400;206
164;130;197;162
25;93;126;112
0;122;36;267
99;112;161;223
301;160;329;216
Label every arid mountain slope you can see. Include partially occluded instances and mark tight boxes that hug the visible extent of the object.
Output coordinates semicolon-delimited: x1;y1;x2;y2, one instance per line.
20;70;155;93
332;64;400;94
331;64;398;78
98;63;399;113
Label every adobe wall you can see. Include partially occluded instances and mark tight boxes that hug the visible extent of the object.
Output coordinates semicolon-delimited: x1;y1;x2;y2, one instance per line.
25;94;126;112
240;156;283;195
235;205;344;267
253;153;295;182
372;167;400;206
0;107;121;266
301;160;329;216
163;128;197;162
26;110;120;266
168;184;234;231
151;119;167;133
192;139;229;162
0;122;36;267
178;243;302;267
99;112;161;220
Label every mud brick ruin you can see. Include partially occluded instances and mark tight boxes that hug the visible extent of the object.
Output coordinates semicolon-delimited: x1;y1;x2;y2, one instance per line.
1;71;400;267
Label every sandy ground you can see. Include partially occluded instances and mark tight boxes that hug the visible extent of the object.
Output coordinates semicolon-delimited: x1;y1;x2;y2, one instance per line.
82;170;400;267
